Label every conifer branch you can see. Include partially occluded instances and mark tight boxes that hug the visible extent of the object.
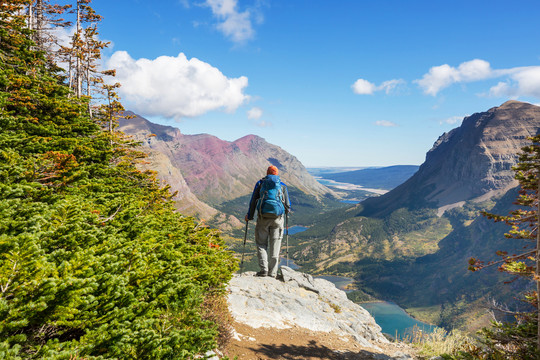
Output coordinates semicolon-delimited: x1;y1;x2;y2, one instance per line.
99;205;122;222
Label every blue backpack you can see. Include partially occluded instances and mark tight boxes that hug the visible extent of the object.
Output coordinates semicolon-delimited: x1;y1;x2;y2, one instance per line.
257;175;285;218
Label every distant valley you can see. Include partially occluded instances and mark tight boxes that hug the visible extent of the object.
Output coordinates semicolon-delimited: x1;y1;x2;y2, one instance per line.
291;100;540;331
310;165;420;190
118;100;540;333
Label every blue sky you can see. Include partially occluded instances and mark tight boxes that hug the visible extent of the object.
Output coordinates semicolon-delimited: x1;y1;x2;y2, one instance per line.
92;0;540;167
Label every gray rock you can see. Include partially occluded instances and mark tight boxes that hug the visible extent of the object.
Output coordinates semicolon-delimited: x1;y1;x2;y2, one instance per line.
228;268;388;351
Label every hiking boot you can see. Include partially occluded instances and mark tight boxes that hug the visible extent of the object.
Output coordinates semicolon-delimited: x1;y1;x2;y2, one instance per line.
255;271;267;277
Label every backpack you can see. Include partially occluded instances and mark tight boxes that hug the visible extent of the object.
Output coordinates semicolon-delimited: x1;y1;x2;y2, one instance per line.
257;175;285;219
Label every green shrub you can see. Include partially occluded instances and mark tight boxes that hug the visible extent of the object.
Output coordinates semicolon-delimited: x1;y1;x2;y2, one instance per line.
0;3;237;358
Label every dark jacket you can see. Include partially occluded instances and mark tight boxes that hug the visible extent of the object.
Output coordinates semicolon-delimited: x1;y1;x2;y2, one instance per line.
246;175;291;221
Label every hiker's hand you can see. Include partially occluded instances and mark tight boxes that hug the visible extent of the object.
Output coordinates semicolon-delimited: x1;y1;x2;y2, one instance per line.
245;215;249;222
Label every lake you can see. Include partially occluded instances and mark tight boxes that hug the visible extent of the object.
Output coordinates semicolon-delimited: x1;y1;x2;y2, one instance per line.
287;225;308;235
361;301;435;339
315;276;435;339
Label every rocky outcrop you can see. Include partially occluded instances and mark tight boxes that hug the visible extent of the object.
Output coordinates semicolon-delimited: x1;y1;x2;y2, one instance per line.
359;101;540;217
118;113;334;206
228;267;388;350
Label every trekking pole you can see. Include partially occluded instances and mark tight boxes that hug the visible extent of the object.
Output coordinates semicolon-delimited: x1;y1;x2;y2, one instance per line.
239;220;249;274
285;213;289;267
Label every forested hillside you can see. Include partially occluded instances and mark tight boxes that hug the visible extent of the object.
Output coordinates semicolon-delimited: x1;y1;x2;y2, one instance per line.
0;1;235;358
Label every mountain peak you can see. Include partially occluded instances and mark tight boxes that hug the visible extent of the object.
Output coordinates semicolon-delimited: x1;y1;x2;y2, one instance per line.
117;113;334;206
233;134;265;153
495;99;532;110
359;101;540;217
118;112;181;141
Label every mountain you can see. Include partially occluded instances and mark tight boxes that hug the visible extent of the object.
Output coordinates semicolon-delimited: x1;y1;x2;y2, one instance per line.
358;100;540;217
118;112;335;218
319;165;420;190
290;101;540;330
117;114;219;220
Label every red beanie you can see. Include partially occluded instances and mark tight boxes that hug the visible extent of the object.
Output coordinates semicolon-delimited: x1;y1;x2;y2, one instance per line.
267;165;279;175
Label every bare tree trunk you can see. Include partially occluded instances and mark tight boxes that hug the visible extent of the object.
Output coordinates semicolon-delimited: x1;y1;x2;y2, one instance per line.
27;2;34;31
67;54;73;98
76;0;82;98
35;0;43;48
537;177;540;352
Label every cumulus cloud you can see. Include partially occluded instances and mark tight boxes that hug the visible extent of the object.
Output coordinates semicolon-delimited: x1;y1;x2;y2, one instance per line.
352;79;377;95
247;107;263;120
374;120;398;127
488;66;540;99
416;59;540;99
107;51;249;119
203;0;256;43
352;78;405;95
415;59;493;95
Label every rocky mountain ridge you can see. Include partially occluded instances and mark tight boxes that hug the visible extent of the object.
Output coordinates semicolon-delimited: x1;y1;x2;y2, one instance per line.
287;101;540;331
358;100;540;217
118;112;334;222
296;100;540;331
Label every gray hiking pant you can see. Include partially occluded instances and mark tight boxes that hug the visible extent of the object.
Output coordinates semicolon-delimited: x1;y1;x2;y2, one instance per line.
254;215;285;277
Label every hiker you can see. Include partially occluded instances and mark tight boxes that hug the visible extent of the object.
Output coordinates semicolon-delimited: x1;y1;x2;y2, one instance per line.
245;165;291;278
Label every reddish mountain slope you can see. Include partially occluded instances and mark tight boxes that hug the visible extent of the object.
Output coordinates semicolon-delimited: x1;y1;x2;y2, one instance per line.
118;113;333;207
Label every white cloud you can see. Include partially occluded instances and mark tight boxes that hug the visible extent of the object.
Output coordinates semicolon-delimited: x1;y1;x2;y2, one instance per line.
488;81;515;98
415;59;493;95
374;120;398;127
203;0;256;43
247;107;263;120
415;59;540;99
352;79;377;95
496;66;540;98
379;79;405;94
352;78;405;95
439;115;465;125
107;51;249;119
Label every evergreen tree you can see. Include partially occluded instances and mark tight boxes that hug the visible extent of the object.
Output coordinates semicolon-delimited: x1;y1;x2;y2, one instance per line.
0;1;237;358
467;135;540;359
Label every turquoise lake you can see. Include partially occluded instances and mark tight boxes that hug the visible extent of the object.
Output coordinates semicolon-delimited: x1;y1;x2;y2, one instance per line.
361;301;435;339
314;275;435;339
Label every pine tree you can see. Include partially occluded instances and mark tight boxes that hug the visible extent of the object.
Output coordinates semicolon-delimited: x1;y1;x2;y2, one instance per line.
0;1;237;357
468;135;540;358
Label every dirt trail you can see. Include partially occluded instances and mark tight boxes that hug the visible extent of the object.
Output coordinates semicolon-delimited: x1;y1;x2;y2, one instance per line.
223;321;416;359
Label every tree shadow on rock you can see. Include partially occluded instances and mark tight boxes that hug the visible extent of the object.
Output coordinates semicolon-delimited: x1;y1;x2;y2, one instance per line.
250;340;396;359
